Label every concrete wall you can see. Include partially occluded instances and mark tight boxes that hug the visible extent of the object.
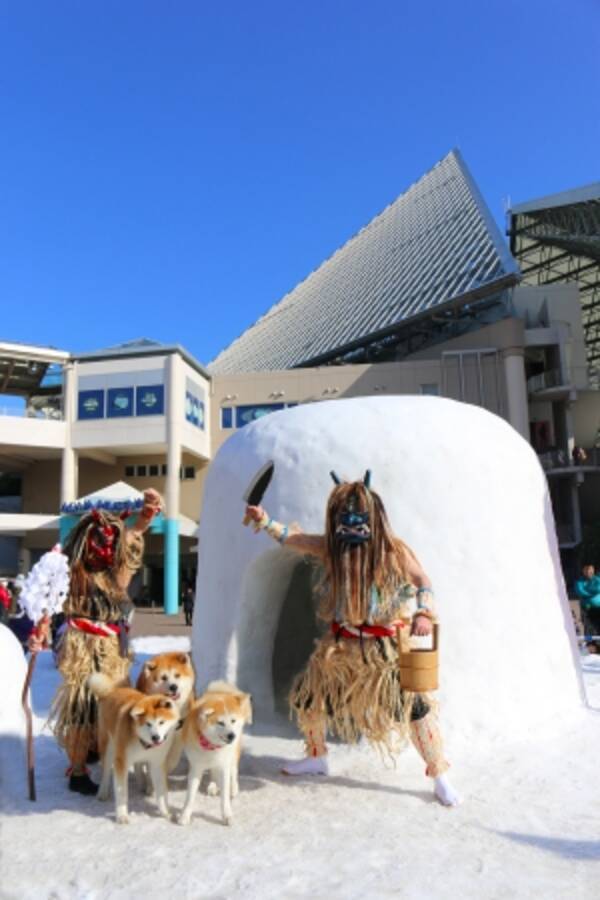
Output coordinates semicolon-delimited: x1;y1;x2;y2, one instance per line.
512;284;588;389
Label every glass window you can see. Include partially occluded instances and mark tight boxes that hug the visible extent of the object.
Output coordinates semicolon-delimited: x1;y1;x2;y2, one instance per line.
77;390;104;420
235;403;285;428
221;407;234;429
185;392;205;429
136;385;165;416
136;464;147;477
125;465;135;477
420;384;440;396
149;464;159;477
183;466;196;480
161;464;168;476
107;387;134;418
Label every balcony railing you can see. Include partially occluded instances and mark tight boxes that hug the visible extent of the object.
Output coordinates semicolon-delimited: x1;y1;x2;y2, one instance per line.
0;405;63;420
538;448;600;470
527;368;569;393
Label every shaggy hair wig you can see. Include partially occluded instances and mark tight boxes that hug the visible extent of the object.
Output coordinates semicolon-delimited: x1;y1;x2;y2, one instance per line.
319;481;411;623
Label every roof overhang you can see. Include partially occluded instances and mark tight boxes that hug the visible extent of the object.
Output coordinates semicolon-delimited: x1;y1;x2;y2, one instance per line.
508;184;600;371
0;342;69;396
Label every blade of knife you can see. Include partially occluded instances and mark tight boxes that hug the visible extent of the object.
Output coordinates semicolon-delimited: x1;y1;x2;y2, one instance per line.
243;460;275;506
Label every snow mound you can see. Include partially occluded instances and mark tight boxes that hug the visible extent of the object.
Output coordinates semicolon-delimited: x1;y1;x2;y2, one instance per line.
0;624;29;800
194;396;584;749
130;635;191;654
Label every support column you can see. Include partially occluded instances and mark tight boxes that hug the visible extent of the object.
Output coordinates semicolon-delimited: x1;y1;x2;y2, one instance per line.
503;350;530;441
60;362;78;506
165;355;182;615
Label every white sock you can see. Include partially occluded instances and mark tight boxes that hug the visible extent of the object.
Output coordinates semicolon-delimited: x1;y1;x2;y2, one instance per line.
433;773;461;807
281;755;329;776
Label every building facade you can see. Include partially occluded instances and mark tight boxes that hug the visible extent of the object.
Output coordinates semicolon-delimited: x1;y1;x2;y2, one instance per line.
1;153;598;599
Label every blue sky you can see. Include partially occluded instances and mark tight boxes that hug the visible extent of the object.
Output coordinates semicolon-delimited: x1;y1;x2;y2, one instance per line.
0;0;598;366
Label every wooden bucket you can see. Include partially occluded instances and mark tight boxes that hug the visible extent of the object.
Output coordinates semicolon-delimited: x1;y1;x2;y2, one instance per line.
397;624;439;692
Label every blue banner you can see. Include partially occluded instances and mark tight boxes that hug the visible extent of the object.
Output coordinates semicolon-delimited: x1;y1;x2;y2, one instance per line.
136;384;165;416
78;390;104;420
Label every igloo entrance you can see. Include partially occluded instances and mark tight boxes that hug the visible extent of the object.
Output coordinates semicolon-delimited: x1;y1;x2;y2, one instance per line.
234;549;322;716
271;557;322;714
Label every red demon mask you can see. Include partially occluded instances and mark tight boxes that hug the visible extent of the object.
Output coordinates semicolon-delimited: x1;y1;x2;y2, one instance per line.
85;510;119;571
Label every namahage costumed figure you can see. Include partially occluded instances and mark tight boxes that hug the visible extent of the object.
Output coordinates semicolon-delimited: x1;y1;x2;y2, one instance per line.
246;471;460;806
44;489;162;794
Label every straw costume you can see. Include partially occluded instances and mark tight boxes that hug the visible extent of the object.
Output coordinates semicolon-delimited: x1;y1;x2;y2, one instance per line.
246;472;459;806
49;489;161;794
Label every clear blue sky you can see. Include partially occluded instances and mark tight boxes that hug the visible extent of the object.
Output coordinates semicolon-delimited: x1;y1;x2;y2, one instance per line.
1;0;598;366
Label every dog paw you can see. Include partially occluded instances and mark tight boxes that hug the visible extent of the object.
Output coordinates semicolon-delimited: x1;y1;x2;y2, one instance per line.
116;814;130;825
223;815;233;827
206;781;219;796
97;789;109;802
177;812;192;826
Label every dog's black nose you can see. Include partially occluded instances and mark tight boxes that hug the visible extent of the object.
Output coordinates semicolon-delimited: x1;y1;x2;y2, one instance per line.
152;734;161;743
226;733;235;743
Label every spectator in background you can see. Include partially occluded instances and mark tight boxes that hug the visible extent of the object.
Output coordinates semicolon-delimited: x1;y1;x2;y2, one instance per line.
574;564;600;636
183;584;195;626
573;446;588;465
0;580;11;624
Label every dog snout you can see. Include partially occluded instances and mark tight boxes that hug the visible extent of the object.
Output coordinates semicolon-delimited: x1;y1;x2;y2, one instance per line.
151;734;162;744
168;684;178;694
226;732;236;744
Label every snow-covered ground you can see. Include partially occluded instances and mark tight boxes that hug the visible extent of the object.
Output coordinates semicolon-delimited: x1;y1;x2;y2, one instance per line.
1;633;599;900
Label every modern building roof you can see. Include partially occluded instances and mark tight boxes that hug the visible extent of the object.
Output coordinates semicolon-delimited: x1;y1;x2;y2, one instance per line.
73;339;211;380
0;341;69;395
508;181;600;368
210;149;520;374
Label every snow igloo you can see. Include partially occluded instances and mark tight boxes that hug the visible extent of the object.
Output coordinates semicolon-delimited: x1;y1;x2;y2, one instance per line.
193;396;585;748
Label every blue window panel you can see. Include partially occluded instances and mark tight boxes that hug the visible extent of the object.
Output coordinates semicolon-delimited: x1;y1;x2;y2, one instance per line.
78;390;104;420
107;387;134;418
136;385;165;416
185;391;195;424
235;403;285;428
195;398;205;429
185;392;205;429
221;407;233;429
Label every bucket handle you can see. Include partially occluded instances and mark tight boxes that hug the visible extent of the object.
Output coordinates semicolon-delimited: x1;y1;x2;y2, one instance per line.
397;623;439;653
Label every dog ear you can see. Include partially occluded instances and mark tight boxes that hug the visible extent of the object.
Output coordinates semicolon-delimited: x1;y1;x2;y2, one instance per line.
240;693;253;725
157;698;173;710
145;661;157;673
177;653;190;666
130;704;145;719
198;705;214;721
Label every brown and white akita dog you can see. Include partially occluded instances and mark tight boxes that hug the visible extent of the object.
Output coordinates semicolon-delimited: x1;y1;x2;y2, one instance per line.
177;681;252;827
134;652;195;792
88;673;180;824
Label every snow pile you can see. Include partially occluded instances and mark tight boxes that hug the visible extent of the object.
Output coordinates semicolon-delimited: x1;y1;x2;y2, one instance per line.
0;624;28;801
194;396;584;749
130;635;191;655
1;638;598;900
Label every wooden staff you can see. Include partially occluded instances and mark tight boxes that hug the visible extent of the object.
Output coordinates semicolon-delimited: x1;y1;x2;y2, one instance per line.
22;614;50;802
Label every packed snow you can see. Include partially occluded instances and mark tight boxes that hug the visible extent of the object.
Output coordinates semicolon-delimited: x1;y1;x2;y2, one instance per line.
1;629;599;900
2;397;599;899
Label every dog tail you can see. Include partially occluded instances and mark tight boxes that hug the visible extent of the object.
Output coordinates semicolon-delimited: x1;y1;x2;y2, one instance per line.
87;672;118;700
206;680;237;695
